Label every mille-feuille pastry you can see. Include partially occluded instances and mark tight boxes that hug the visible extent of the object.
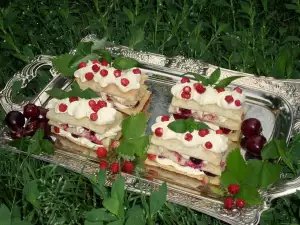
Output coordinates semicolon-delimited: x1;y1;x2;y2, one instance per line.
145;115;236;186
45;97;123;157
73;60;151;115
168;79;247;142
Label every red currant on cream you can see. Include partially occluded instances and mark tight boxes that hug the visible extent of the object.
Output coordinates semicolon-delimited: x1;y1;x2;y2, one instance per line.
198;129;209;137
92;64;100;72
235;100;241;106
161;116;170;122
97;100;107;108
216;129;223;134
58;104;68;112
114;70;121;77
225;95;234;104
88;100;97;107
180;77;190;83
54;126;60;133
205;141;213;149
90;113;98;121
181;92;191;99
100;69;108;77
183;86;192;93
216;88;225;93
92;60;100;64
234;87;243;94
121;78;129;86
133;68;141;74
224;197;235;210
193;83;206;94
184;133;193;141
85;72;94;80
78;62;87;68
147;154;156;160
236;199;245;208
96;147;108;158
69;97;79;103
101;60;108;66
155;127;163;137
228;184;240;195
99;161;109;170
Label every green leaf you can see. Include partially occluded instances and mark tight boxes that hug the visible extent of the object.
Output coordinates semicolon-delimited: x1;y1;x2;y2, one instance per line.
116;139;136;157
236;184;263;206
69;53;98;69
206;68;221;85
182;72;208;83
111;176;125;205
84;221;103;225
97;169;107;186
22;180;41;208
51;54;76;77
122;113;147;139
46;88;69;99
41;139;54;154
132;135;150;157
11;80;22;98
9;136;31;151
276;140;296;174
112;56;139;70
125;206;145;225
129;28;144;48
75;42;94;55
102;197;120;216
91;38;107;52
261;140;280;160
123;6;135;23
94;50;112;63
28;130;43;154
149;182;167;216
85;208;117;222
214;76;243;89
225;149;248;182
0;204;11;225
167;119;187;133
14;221;33;225
107;220;123;225
194;121;210;131
220;171;239;188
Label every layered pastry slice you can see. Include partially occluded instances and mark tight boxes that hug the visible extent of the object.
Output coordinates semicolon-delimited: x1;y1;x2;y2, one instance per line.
73;60;151;115
45;97;123;158
168;80;247;142
145;116;236;186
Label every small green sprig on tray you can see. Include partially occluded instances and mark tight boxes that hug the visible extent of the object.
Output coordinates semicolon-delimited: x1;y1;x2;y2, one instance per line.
51;39;139;77
183;68;243;89
167;117;210;133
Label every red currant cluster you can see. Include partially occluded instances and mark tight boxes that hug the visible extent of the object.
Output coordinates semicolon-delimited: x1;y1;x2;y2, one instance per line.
224;184;245;210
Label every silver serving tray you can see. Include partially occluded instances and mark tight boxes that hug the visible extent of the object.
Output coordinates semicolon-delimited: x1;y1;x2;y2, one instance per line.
1;34;300;225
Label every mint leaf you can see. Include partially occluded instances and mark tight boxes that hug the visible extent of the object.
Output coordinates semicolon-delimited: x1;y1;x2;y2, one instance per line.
0;204;11;225
130;136;150;157
182;72;208;83
102;197;120;216
122;113;147;139
75;42;93;55
51;54;76;77
149;182;167;216
46;88;69;99
276;140;296;174
94;50;112;63
214;76;243;89
194;121;210;130
220;171;239;188
112;57;139;70
69;53;98;69
125;206;145;225
85;208;117;222
23;181;41;209
206;68;221;85
79;88;100;99
116;139;136;157
236;183;263;206
167;119;187;133
225;149;248;182
261;140;280;160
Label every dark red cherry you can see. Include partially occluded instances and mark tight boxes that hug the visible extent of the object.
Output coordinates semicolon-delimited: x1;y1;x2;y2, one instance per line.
25;120;39;136
37;119;50;137
220;127;231;134
179;108;192;117
190;157;203;165
5;111;25;130
240;137;248;149
38;107;48;120
11;127;24;139
246;135;265;156
241;118;262;137
245;151;262;161
23;103;40;119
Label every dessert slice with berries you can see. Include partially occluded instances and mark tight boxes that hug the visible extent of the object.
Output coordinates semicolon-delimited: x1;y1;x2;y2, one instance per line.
45;96;123;158
74;60;151;115
168;77;246;142
144;116;237;186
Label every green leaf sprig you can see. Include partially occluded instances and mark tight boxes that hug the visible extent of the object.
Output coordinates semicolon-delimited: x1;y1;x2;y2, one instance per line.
182;68;243;89
51;40;139;77
116;113;150;160
221;148;282;206
9;129;54;155
167;117;210;133
46;82;99;99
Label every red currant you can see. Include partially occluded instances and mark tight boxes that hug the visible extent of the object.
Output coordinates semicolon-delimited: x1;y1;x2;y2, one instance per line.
224;197;235;210
228;184;240;195
154;127;163;137
225;95;234;104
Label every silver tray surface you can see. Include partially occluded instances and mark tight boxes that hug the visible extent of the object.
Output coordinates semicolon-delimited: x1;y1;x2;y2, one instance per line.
1;34;300;225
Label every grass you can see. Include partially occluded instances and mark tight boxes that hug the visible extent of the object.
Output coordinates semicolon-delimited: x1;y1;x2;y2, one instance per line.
1;0;300;224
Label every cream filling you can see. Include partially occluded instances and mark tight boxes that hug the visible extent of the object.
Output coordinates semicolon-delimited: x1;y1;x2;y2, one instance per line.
155;157;204;176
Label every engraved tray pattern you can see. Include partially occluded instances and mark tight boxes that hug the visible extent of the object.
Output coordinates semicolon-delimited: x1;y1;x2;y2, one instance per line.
1;34;300;225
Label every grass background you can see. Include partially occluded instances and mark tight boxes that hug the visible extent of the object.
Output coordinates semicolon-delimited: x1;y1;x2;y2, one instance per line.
1;0;300;224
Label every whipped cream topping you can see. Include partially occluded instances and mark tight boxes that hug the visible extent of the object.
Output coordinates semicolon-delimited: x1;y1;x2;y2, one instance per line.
155;157;204;175
74;60;141;92
46;97;117;125
171;82;246;110
152;116;228;153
